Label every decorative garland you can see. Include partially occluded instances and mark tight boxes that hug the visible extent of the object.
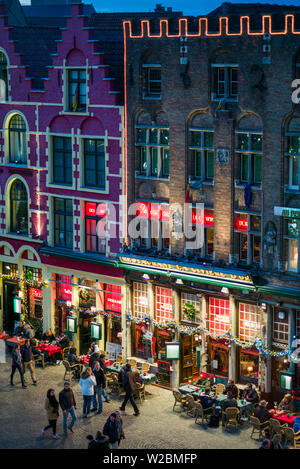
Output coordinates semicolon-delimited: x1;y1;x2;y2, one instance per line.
79;288;90;303
0;273;47;289
183;302;196;320
126;313;292;357
55;299;118;320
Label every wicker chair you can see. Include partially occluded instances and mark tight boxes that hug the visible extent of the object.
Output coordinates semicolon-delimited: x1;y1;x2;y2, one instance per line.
115;354;123;364
110;372;123;396
62;347;71;360
184;394;196;417
215;383;226;394
135;382;146;404
194;401;214;426
250;416;270;440
141;362;151;373
62;360;82;381
269;418;282;438
281;426;300;449
33;352;45;369
223;407;240;430
172;389;187;413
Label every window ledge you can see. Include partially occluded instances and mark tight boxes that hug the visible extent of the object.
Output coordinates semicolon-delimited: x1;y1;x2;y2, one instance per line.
142;95;161;101
135;174;169;181
5;163;27;168
211;95;238;103
60;111;89;116
4;233;44;243
235;181;262;190
284;186;300;194
48;182;74;188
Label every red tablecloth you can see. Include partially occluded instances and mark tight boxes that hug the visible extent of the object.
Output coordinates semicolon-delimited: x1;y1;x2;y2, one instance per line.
79;355;111;366
37;343;62;357
6;336;26;347
270;410;296;427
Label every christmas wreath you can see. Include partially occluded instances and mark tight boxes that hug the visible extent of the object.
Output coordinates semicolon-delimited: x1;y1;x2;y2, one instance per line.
183;302;197;320
79;288;90;303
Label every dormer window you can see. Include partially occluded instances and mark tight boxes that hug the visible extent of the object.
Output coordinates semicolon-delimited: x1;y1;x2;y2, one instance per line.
68;69;86;112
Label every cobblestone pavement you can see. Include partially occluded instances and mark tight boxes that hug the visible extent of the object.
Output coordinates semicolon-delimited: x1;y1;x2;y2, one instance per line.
0;358;260;450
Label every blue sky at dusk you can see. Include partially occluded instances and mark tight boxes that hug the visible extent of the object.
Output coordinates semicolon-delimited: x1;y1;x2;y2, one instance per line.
20;0;300;16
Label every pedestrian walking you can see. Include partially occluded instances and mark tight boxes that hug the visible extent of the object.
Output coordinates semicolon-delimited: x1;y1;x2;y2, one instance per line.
59;381;77;436
115;410;125;447
95;431;110;452
10;343;26;388
79;367;96;418
86;434;98;449
103;413;119;449
91;361;105;414
119;363;140;416
99;354;110;402
21;339;37;385
42;389;60;439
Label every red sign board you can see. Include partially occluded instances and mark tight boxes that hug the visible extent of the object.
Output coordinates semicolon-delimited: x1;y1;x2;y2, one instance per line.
136;201;149;218
136;201;170;222
30;288;42;299
236;217;248;231
61;285;72;301
105;284;122;313
192;209;214;227
86;202;106;218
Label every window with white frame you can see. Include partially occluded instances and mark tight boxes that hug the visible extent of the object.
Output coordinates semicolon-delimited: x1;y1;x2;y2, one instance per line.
189;129;214;181
284;217;299;272
239;303;261;343
286;134;300;190
155;286;173;323
236;131;263;184
212;64;238;101
190;208;214;258
209;297;230;335
181;292;201;323
143;65;161;98
83;139;105;189
68;69;86;112
136;126;169;178
133;282;149;318
235;213;261;265
0;51;8;102
8;114;27;164
85;201;106;254
273;310;289;343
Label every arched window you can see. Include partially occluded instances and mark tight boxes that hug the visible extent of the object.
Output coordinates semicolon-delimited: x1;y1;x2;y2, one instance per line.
0;51;8;102
8;114;27;163
10;180;28;234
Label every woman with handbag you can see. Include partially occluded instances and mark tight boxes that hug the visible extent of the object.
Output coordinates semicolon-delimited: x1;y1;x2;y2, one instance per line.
42;389;60;439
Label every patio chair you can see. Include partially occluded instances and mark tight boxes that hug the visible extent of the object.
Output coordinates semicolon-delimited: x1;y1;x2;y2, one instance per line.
215;383;226;394
110;372;123;396
62;360;82;381
281;426;300;449
223;407;240;430
195;401;214;426
135;382;146;404
184;394;196;417
141;362;151;373
269;418;282;438
62;347;71;360
172;389;187;413
128;359;137;368
33;352;45;369
115;354;123;364
250;416;270;440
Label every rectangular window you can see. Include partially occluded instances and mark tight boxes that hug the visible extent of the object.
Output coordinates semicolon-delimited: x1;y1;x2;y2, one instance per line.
212;66;238;100
151;147;158;176
135;127;169;178
273;310;289;343
209;297;230;335
189;130;214;181
287;135;300;189
85;202;106;254
284;218;299;272
68;69;86;112
133;282;148;318
140;147;147;174
84;139;105;189
143;66;161;98
236;132;263;184
54;198;73;248
53;137;72;185
155;286;173;323
162;149;169;177
235;214;261;265
181;292;201;323
239;303;260;343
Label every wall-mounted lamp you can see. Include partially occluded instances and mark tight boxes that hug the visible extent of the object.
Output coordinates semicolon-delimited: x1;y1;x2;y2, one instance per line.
221;287;229;295
142;274;150;280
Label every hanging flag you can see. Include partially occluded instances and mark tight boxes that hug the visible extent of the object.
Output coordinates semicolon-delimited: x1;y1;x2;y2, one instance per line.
72;84;79;111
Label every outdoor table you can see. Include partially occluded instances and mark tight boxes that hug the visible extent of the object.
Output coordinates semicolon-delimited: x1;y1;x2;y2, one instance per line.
6;336;26;348
37;342;62;357
106;363;158;384
270;410;296;428
78;355;111;367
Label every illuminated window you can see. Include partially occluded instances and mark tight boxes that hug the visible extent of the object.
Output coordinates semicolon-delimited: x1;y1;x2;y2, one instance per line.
286;135;300;190
235;213;261;265
8;115;27;164
284;218;299;272
133;282;148;318
85;201;106;254
181;292;201;323
143;65;161;98
273;310;289;344
135;126;169;178
212;65;238;101
239;303;260;343
10;179;28;234
155;286;173;323
236;132;263;184
209;297;230;335
189;129;214;180
135;201;170;252
190;208;214;258
68;69;86;112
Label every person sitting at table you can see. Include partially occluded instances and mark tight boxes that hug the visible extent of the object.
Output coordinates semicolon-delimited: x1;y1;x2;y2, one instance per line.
241;383;259;404
293;416;300;433
24;324;35;339
198;388;216;412
254;400;271;436
224;380;238;399
58;333;70;350
89;346;100;368
42;329;55;343
222;391;238;411
278;394;295;412
15;321;26;337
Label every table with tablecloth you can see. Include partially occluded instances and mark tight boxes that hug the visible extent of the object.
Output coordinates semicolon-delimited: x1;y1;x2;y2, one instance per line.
78;355;111;367
37;342;62;357
269;410;296;428
106;363;158;384
6;336;26;348
178;384;253;413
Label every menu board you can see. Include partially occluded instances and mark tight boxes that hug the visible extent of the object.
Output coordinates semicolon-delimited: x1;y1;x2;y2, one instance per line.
157;360;171;387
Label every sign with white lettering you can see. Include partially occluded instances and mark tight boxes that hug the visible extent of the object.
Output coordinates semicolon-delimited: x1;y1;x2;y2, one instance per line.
274;206;300;218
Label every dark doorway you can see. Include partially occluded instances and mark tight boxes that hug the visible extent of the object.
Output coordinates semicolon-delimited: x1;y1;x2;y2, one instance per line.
3;282;18;333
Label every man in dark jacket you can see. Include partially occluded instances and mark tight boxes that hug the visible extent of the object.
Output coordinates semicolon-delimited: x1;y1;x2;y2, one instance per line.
59;381;77;436
254;400;271;424
224;380;238;399
91;361;105;414
198;388;216;412
10;343;26;387
21;339;37;385
119;363;139;416
103;413;120;449
99;354;110;403
58;333;70;350
15;321;26;337
242;383;258;403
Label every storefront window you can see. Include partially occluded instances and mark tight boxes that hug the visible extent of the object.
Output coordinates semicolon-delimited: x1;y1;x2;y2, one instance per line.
155;286;173;323
272;355;290;390
133;282;148;317
3;262;18;276
209;297;230;335
210;339;229;377
181;292;201;323
134;322;152;359
273;309;289;343
239;349;259;386
110;317;122;345
55;274;72;334
156;328;173;361
239;303;261;343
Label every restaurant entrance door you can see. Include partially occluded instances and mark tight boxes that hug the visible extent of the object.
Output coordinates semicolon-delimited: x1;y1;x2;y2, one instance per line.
180;334;199;383
3;282;18;333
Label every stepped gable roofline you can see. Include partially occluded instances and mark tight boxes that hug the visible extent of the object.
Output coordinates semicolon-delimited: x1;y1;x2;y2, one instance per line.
123;10;300;37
